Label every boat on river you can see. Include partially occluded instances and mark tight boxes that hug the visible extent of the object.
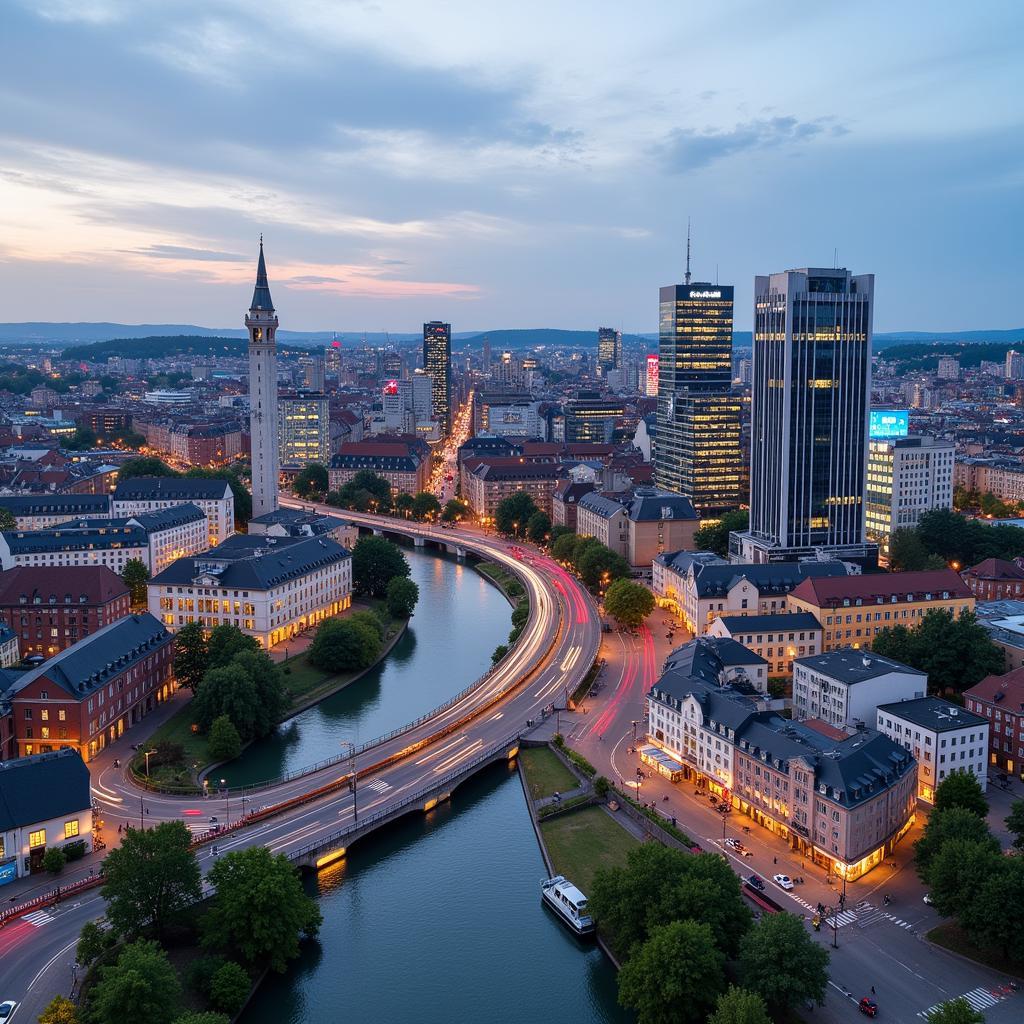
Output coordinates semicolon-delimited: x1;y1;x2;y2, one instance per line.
541;875;595;936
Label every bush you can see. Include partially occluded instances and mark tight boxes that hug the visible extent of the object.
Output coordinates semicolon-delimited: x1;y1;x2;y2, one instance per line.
64;839;87;861
43;846;67;874
209;960;251;1015
308;616;382;673
186;955;227;997
207;715;242;762
491;644;509;664
594;775;610;798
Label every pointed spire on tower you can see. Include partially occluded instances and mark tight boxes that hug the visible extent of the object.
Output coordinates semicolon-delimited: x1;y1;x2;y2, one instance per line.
684;218;692;286
250;237;275;312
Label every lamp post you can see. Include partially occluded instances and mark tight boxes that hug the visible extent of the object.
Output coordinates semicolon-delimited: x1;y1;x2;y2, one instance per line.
143;748;157;778
631;719;639;741
221;778;229;825
635;767;643;798
340;742;358;822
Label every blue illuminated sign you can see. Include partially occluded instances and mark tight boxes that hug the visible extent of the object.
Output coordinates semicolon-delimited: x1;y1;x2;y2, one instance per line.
0;861;17;886
870;409;909;438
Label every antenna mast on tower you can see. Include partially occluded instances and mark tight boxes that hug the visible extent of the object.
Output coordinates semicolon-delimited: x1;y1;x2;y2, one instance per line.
685;219;692;286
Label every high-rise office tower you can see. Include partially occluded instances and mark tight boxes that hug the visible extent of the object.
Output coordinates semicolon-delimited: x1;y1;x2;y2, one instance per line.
423;321;451;430
1006;349;1024;380
325;340;342;375
481;335;492;373
597;327;622;375
246;240;280;518
654;243;742;512
278;390;330;466
731;267;876;565
301;355;325;391
645;354;659;396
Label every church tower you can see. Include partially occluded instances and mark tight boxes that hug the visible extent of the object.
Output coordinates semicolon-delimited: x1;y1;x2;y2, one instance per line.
246;239;280;518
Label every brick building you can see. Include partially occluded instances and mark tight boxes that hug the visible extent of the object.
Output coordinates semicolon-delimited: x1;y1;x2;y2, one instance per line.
961;558;1024;602
964;668;1024;777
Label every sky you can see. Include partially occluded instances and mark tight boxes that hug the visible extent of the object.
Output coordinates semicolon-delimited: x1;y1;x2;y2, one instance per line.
0;0;1021;334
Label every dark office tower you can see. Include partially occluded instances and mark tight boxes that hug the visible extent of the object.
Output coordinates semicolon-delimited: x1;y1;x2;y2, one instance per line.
731;268;876;565
482;335;492;373
597;327;622;375
423;321;452;430
654;282;742;513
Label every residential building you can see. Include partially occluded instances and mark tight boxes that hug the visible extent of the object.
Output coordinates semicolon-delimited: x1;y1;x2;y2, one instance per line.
0;749;92;880
0;625;17;667
0;504;209;575
6;612;174;761
976;599;1024;672
792;649;926;729
1006;349;1024;380
278;391;331;467
148;534;352;649
954;457;1024;504
964;668;1024;776
646;666;917;879
708;612;823;679
329;440;430;496
653;553;851;634
876;697;988;803
0;565;130;658
961;558;1024;601
733;268;875;565
246;240;281;518
865;435;954;560
937;355;960;380
474;393;542;439
597;327;622;374
551;480;596;530
645;354;659;397
423;321;452;430
0;494;111;530
462;459;561;521
563;394;624;444
248;507;358;548
786;569;974;651
576;488;700;568
112;477;235;547
654;277;742;513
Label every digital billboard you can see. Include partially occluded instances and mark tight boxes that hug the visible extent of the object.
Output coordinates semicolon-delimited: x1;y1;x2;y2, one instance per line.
869;409;909;438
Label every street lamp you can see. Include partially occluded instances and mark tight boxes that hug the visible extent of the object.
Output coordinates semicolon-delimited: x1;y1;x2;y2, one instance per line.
631;719;639;741
340;742;358;822
635;767;643;798
143;748;157;778
221;778;229;824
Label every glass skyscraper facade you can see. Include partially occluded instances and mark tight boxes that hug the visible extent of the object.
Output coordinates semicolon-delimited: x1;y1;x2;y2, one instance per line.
597;326;621;375
423;321;452;431
654;283;742;513
732;268;875;565
278;390;330;467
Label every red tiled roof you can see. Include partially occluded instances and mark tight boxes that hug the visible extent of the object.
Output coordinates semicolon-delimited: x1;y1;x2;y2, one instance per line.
0;565;130;606
789;569;972;607
964;667;1024;707
801;718;849;742
963;558;1024;581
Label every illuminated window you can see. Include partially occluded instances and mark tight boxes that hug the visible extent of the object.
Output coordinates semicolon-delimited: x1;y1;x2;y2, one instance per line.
64;820;80;839
29;829;46;849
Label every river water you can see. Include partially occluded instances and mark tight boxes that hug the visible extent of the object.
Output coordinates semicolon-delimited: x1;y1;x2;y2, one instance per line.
232;547;628;1023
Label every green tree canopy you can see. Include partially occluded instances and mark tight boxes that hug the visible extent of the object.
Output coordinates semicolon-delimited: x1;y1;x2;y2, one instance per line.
915;508;1024;566
352;535;411;598
708;986;772;1024
121;558;150;606
914;806;1001;882
958;856;1024;961
1005;799;1024;852
921;997;987;1024
888;528;947;571
928;838;1003;919
604;578;655;627
64;426;99;451
101;821;201;939
329;470;392;513
441;498;469;522
117;457;178;479
207;715;242;762
172;622;209;691
526;510;551;544
209;960;251;1015
0;507;15;531
39;995;79;1024
617;920;726;1024
577;542;631;592
203;846;322;972
193;664;260;739
694;509;748;558
386;576;419;618
394;492;416;518
548;523;574;545
551;531;582;563
293;463;329;498
90;940;182;1024
737;913;829;1016
411;491;441;521
933;770;989;817
494;491;539;537
308;616;382;672
42;846;66;873
206;624;260;671
77;919;111;965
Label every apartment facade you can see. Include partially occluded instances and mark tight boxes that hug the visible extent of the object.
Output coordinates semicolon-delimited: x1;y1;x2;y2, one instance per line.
0;494;111;530
708;612;823;678
955;457;1024;504
961;558;1024;601
329;442;430;496
462;459;561;521
787;569;974;651
112;477;235;547
963;668;1024;776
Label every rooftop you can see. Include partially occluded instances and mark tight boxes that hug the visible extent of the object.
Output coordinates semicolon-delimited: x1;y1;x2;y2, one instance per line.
964;667;1024;711
0;565;129;606
877;696;987;732
113;477;232;501
795;648;926;684
789;569;972;607
963;558;1024;581
717;612;822;634
0;494;111;516
0;749;91;832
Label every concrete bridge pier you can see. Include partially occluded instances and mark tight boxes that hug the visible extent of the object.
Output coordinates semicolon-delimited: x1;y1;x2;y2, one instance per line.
371;527;383;536
413;536;426;547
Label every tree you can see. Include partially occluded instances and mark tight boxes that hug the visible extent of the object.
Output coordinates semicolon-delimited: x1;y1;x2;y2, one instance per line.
394;492;415;519
927;838;1003;919
959;856;1024;961
551;531;582;563
737;913;829;1016
934;770;989;817
526;511;551;544
209;960;251;1015
206;624;260;672
577;543;630;592
330;470;392;514
207;715;242;762
411;491;441;521
694;509;748;558
441;498;469;523
173;1015;230;1024
38;995;79;1024
90;940;182;1024
617;920;726;1024
921;997;987;1024
121;558;150;607
491;643;509;664
351;535;411;599
708;987;772;1024
914;807;1000;882
42;846;66;874
77;919;111;965
192;665;260;739
1006;799;1024;852
231;649;287;731
101;821;201;939
0;507;15;531
117;457;178;479
64;426;99;451
604;578;655;627
386;576;419;618
308;616;382;672
494;492;539;537
293;463;328;498
203;846;322;972
549;524;574;546
889;528;946;571
173;622;208;691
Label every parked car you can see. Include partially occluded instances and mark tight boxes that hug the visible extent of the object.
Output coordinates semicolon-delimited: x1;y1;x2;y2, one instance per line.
772;873;794;891
0;1002;17;1023
858;997;878;1017
746;874;766;892
724;838;744;852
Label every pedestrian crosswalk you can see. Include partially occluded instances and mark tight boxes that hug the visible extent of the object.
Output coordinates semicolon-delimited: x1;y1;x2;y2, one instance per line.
364;778;391;794
919;986;1003;1018
823;909;858;929
22;910;54;927
854;900;916;931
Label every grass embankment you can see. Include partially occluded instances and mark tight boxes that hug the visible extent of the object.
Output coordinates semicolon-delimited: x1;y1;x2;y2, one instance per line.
540;806;640;893
928;922;1024;977
519;746;578;801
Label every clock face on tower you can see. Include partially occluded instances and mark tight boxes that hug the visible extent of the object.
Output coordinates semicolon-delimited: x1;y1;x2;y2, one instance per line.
253;327;263;341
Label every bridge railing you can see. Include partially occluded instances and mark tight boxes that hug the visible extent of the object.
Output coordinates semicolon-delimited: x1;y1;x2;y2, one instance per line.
288;730;524;863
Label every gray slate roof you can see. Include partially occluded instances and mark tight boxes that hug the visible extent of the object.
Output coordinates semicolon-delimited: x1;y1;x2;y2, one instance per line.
795;648;926;683
876;696;987;732
663;636;767;677
718;613;822;634
0;749;91;831
690;561;850;598
0;494;111;517
114;477;232;501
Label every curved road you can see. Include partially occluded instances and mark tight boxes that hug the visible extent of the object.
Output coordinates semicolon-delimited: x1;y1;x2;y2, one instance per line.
0;508;600;1019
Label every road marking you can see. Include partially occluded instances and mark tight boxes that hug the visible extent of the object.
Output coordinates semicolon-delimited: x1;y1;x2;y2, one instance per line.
433;738;484;773
268;822;323;852
919;987;1002;1018
489;712;504;720
414;735;466;765
823;909;858;928
364;779;391;794
28;936;79;992
22;910;55;927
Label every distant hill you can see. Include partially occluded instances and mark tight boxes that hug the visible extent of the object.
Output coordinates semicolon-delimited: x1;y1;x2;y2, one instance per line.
456;328;656;350
61;335;319;362
874;328;1024;350
874;341;1023;371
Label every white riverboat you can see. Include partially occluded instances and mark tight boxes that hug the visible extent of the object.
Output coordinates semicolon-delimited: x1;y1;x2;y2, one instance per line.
540;875;595;935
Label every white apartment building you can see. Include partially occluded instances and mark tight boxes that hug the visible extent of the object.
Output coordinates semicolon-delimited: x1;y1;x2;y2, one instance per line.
0;494;111;531
148;533;352;649
876;697;988;804
793;649;926;729
865;435;954;560
0;505;209;575
936;356;960;380
112;477;235;547
708;612;823;678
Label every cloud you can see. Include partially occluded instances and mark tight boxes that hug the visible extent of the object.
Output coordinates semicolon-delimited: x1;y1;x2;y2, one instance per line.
286;274;347;285
128;243;246;262
656;115;848;172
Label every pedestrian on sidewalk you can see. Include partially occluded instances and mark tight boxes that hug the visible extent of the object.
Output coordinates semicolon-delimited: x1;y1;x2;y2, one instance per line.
773;856;777;865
